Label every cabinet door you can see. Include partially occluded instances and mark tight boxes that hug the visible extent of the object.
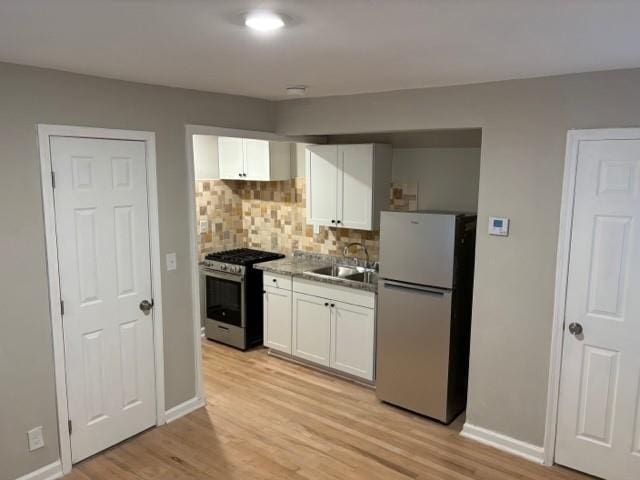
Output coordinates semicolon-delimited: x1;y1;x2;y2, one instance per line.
244;139;270;180
218;137;244;179
292;292;331;366
306;145;338;227
339;144;374;230
331;301;375;380
263;286;292;354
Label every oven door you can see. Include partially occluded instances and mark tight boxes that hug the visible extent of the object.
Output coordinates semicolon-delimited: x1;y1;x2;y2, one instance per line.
202;269;245;327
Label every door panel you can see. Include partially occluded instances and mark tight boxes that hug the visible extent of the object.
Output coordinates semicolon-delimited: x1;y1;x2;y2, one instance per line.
51;136;156;463
556;138;640;480
376;280;452;422
218;136;244;179
292;292;331;366
244;139;270;180
306;145;338;227
379;211;456;288
339;144;373;230
330;301;375;380
263;286;292;354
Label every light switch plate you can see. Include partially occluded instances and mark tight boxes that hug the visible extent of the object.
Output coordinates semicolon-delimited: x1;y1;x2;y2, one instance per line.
199;219;209;234
489;217;509;236
28;426;44;451
166;252;177;271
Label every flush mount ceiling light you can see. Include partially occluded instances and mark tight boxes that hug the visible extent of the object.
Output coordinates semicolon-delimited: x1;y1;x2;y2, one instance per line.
286;85;307;96
245;11;285;32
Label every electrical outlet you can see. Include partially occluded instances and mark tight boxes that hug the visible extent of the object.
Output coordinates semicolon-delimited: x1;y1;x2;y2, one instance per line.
199;219;209;234
166;252;177;271
28;426;44;451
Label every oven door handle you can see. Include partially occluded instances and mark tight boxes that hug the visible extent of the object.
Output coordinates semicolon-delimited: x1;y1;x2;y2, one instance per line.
201;268;244;283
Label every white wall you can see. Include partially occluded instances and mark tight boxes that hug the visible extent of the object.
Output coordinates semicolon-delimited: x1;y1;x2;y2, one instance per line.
392;147;480;212
193;134;219;180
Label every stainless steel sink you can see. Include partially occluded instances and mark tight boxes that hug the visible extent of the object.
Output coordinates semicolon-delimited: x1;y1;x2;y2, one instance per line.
304;264;377;285
306;265;360;278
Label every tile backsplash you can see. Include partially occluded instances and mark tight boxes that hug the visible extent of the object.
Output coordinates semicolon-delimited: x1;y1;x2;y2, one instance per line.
195;178;417;261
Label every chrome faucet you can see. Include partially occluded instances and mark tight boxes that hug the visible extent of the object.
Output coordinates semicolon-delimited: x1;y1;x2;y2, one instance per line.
343;242;369;265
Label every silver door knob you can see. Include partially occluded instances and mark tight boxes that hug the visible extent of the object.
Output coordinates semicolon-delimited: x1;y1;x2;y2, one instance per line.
568;322;583;336
139;299;154;315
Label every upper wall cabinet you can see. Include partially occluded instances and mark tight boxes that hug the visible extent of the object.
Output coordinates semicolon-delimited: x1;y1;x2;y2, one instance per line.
218;137;291;181
306;144;392;230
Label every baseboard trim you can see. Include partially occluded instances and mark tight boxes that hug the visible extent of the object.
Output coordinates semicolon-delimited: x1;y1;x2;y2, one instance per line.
165;396;206;424
15;460;63;480
461;423;545;464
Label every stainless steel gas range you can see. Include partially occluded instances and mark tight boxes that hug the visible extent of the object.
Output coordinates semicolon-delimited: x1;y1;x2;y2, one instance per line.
200;248;284;350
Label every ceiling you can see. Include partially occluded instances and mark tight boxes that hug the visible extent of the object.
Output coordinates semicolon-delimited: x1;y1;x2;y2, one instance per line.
1;0;640;100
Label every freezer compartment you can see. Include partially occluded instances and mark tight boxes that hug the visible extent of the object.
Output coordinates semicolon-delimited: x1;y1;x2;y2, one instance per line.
376;279;457;423
379;211;456;288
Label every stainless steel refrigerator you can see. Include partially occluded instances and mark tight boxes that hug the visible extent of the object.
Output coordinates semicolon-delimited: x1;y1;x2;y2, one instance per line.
376;210;476;423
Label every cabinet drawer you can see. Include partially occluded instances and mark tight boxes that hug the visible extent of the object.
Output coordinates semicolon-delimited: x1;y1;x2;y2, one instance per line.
264;273;292;290
293;277;375;309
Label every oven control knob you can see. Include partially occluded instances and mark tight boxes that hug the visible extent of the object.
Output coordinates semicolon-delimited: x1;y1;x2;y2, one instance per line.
220;264;227;271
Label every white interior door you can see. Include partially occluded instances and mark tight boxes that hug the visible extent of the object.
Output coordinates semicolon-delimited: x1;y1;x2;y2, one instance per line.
51;136;157;463
306;145;338;227
556;138;640;480
339;144;373;230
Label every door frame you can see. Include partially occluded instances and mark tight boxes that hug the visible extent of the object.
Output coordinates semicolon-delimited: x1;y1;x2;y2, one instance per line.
543;127;640;466
37;124;165;474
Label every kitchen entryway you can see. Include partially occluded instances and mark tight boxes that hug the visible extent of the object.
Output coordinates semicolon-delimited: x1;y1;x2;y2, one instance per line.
555;131;640;479
45;131;163;466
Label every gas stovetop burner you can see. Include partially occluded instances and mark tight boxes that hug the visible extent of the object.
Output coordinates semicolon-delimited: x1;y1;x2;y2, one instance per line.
205;248;284;266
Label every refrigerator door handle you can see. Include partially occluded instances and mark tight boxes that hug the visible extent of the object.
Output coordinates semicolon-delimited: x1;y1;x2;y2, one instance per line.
382;280;450;296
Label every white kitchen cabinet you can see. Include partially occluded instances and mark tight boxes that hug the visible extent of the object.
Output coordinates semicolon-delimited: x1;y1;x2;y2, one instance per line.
306;145;339;226
263;285;292;354
330;300;375;380
290;278;376;381
305;143;391;230
218;137;291;181
217;136;244;179
292;292;331;366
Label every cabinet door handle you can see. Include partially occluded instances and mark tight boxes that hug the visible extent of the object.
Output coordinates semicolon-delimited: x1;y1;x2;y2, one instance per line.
336;220;341;225
324;302;329;307
330;303;335;308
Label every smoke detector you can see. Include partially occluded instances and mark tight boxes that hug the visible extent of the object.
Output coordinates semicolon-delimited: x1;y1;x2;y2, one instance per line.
286;85;307;96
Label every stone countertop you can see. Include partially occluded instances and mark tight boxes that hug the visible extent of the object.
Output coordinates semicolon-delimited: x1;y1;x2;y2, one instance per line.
255;255;378;293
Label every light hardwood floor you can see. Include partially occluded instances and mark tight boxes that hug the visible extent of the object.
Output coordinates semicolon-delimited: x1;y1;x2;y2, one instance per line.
65;340;593;480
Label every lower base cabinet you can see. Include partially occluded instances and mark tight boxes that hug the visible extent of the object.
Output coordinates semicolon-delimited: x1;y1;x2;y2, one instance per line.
264;276;376;381
291;291;375;381
292;292;331;366
263;286;292;354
